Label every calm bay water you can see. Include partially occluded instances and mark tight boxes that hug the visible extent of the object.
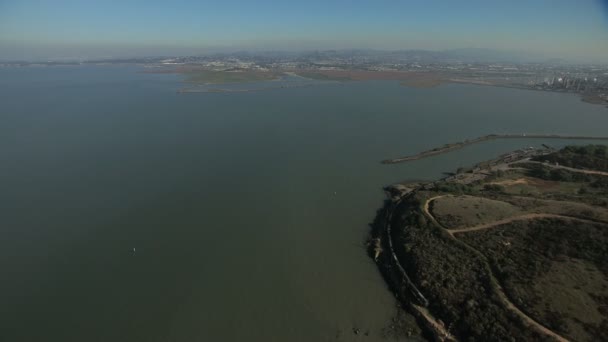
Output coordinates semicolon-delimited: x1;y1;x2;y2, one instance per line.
1;66;607;342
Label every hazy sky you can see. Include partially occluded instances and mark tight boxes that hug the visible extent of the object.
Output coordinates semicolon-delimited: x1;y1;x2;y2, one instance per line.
1;0;607;61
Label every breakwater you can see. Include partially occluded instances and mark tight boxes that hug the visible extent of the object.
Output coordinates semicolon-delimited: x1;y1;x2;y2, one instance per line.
382;134;608;164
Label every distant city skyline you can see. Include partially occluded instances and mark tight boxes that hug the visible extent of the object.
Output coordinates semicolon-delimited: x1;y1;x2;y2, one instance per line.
1;0;607;63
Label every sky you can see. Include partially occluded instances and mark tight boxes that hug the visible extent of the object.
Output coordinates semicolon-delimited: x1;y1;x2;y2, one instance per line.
0;0;607;62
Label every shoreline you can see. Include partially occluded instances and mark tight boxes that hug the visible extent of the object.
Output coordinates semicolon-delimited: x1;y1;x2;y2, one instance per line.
368;188;456;341
142;67;608;106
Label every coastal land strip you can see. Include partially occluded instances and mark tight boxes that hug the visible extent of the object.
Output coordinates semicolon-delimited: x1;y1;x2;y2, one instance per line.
369;144;608;341
382;134;608;164
142;67;608;106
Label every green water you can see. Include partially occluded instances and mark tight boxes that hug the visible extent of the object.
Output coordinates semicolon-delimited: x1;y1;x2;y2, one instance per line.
1;66;607;341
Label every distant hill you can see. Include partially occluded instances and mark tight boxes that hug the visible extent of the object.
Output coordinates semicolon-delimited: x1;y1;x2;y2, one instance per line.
229;48;567;65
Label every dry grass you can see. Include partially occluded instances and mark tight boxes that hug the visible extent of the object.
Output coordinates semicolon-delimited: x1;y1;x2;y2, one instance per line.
459;218;608;342
497;196;608;222
532;258;607;341
294;69;448;86
431;195;522;229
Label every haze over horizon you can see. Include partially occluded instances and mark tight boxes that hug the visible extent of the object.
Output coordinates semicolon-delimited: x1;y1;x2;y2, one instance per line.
1;0;607;63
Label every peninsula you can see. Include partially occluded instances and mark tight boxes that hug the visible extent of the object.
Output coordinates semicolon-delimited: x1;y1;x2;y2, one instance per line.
370;144;608;341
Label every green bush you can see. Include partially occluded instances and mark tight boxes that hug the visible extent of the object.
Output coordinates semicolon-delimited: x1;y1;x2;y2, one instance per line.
534;145;608;172
483;184;505;193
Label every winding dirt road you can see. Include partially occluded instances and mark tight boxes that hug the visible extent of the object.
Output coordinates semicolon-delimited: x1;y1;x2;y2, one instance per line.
524;160;608;177
422;195;571;342
449;213;602;235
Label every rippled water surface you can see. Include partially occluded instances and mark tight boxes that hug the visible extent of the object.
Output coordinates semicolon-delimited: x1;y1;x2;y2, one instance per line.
1;66;607;341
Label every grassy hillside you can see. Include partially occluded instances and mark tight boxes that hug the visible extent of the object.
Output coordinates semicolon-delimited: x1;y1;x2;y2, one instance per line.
533;145;608;171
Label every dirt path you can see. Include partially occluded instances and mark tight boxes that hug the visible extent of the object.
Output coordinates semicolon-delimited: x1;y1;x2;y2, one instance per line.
424;195;606;237
422;195;570;342
422;195;446;227
412;304;456;341
495;286;569;342
525;160;608;177
449;213;602;236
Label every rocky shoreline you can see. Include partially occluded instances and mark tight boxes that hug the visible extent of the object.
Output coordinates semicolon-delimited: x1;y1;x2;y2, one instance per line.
367;185;456;341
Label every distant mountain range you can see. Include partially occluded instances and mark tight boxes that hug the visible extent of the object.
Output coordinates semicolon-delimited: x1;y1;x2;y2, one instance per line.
206;48;571;65
0;47;581;65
